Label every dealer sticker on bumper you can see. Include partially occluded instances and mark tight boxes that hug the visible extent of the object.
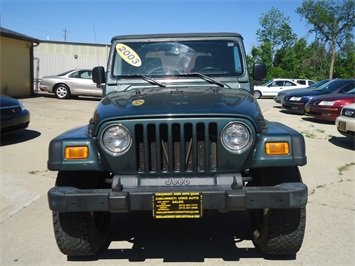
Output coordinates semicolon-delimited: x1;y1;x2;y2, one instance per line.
153;192;202;219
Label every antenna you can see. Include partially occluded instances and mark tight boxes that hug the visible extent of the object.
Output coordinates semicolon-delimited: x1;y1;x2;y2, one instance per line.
93;23;100;66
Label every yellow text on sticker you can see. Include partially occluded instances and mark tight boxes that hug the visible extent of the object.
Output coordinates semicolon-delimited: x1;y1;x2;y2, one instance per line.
116;43;142;67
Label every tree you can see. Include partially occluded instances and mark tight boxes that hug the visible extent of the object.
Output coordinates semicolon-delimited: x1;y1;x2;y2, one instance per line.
302;41;330;80
256;7;297;65
296;0;355;79
333;37;355;78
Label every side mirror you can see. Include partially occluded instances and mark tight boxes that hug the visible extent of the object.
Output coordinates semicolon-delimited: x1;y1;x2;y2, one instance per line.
92;66;106;84
253;63;267;81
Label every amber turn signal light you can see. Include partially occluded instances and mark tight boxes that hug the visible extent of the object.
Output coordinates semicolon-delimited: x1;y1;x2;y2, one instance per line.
265;142;289;155
65;146;88;159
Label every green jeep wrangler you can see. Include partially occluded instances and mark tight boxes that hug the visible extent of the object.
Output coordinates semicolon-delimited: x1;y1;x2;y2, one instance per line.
47;33;307;256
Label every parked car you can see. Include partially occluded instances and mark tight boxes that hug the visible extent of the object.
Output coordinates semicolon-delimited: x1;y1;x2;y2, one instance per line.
281;79;355;114
0;95;30;135
293;79;316;86
274;79;330;103
253;78;308;99
305;89;355;122
40;69;102;99
335;103;355;139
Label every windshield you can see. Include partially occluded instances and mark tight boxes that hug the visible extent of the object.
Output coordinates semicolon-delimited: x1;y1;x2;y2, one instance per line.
315;80;351;93
57;70;75;76
260;80;273;86
112;40;243;77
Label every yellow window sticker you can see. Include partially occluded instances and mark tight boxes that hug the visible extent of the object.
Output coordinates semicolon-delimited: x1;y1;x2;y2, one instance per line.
132;99;145;106
116;43;142;67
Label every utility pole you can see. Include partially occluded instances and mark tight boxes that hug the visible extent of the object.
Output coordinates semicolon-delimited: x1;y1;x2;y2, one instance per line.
64;28;68;41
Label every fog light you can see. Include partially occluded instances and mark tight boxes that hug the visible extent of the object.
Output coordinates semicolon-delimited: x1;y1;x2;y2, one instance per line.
65;146;88;159
265;142;289;155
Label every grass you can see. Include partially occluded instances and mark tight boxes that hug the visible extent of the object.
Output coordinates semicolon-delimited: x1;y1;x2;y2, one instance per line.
301;130;316;138
28;170;38;175
338;162;355;175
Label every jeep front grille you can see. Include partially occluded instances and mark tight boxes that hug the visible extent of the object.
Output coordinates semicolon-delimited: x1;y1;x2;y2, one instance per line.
135;122;218;173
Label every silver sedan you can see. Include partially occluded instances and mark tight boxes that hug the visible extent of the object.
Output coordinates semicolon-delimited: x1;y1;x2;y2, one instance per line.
40;69;102;99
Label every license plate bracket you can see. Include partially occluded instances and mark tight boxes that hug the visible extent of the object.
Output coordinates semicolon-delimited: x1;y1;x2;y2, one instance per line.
338;121;346;132
153;192;202;219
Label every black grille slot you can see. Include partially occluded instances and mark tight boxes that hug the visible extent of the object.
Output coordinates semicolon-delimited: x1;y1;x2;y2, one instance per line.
135;122;218;173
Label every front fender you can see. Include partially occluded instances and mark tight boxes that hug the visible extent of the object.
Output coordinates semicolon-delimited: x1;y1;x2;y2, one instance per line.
247;121;307;168
47;125;109;171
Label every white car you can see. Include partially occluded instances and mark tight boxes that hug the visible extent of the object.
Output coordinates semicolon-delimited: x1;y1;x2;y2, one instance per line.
253;78;308;99
293;79;316;87
335;103;355;139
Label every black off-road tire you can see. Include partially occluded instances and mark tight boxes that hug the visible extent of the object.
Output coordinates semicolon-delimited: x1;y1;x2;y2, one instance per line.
53;211;111;256
248;166;306;255
52;171;111;256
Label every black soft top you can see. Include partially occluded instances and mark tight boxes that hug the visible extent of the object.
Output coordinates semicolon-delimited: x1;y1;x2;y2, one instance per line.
111;32;243;42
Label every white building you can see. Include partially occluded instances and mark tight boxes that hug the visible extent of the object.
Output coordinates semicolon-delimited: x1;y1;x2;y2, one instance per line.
34;40;110;86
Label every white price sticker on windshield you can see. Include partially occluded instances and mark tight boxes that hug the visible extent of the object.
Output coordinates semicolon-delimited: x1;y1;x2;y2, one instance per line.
116;43;142;67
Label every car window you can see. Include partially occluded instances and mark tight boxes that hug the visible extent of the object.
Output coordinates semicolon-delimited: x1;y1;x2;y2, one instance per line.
69;71;80;78
338;83;355;93
261;80;273;86
272;81;283;86
79;71;92;79
310;79;330;89
296;80;306;85
345;88;355;94
69;70;92;79
284;81;295;86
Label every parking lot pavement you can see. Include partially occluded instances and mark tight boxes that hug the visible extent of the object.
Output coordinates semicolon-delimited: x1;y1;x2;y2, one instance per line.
0;95;354;265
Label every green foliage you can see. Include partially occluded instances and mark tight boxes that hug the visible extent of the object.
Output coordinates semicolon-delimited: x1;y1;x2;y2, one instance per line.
296;0;355;78
333;38;355;78
256;7;297;64
249;1;355;81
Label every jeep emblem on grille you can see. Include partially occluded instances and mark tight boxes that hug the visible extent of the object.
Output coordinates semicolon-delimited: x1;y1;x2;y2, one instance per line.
165;178;190;186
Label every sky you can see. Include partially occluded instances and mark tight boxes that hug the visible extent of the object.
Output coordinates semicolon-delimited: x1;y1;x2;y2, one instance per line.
0;0;314;53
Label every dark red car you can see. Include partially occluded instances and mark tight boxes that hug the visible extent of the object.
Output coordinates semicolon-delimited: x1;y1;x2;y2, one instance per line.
305;89;355;122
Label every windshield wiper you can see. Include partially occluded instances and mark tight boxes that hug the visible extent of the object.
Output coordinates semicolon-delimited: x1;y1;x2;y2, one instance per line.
181;72;231;88
125;74;166;88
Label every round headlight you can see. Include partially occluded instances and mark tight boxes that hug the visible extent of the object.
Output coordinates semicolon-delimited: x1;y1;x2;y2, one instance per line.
101;124;132;155
221;122;253;153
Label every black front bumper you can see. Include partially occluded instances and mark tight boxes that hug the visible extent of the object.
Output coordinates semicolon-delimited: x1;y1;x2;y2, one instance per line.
281;101;306;114
48;181;308;212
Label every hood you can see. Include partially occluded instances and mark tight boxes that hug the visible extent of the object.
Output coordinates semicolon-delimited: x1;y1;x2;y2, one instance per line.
0;95;20;108
91;87;264;131
287;89;324;97
311;93;355;102
278;88;311;97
